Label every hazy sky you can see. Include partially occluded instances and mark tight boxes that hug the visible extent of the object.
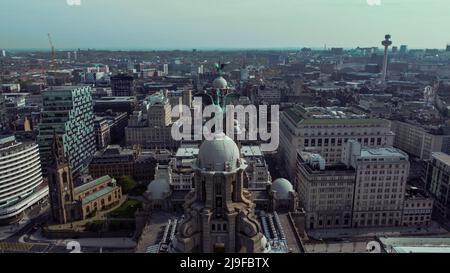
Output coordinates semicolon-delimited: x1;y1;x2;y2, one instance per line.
1;0;449;50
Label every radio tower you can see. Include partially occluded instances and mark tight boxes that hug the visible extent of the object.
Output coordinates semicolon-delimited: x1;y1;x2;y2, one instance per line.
381;34;392;83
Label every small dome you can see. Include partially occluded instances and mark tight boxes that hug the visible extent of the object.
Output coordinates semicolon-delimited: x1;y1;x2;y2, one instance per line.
213;76;228;89
197;133;244;172
272;178;294;199
146;178;170;200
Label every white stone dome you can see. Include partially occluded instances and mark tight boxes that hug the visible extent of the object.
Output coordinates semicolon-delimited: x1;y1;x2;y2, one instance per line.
213;76;228;89
146;178;170;200
271;178;294;200
197;133;244;172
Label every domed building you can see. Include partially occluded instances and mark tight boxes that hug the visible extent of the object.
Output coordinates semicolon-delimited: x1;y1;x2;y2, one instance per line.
270;178;299;212
170;133;266;253
213;76;228;90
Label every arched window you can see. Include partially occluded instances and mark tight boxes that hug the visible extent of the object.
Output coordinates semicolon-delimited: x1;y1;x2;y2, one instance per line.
62;171;68;184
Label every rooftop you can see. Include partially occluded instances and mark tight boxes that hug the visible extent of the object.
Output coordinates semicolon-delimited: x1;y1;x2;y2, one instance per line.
95;96;136;103
379;237;450;253
81;186;116;205
432;152;450;166
359;147;408;160
175;147;199;158
284;105;386;126
241;146;263;157
74;175;113;195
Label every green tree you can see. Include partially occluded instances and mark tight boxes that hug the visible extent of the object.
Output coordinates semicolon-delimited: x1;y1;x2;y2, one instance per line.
117;175;136;194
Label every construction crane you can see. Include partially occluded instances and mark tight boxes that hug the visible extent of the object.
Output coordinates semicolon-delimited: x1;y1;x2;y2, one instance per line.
47;33;57;71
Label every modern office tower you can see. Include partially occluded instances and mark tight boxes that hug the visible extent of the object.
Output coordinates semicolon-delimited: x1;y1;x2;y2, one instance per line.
125;91;178;149
111;73;135;96
296;151;356;230
381;34;393;83
0;135;49;225
425;152;450;221
38;86;96;176
241;145;272;190
170;133;266;253
391;120;450;160
342;140;409;228
279;106;394;179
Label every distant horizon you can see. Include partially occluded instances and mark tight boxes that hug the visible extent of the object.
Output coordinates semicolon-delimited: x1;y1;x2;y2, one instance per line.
3;45;449;53
2;0;450;50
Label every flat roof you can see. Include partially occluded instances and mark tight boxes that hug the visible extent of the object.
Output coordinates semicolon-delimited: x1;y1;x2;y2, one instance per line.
432;152;450;166
175;147;199;157
359;147;408;160
380;237;450;253
241;146;263;157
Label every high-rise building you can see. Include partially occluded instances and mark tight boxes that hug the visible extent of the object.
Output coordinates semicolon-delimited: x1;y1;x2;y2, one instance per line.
125;91;178;149
297;152;355;230
111;73;134;96
38;86;96;176
425;152;450;222
279;106;394;179
391;120;450;160
170;133;267;253
342;140;409;228
0;135;48;225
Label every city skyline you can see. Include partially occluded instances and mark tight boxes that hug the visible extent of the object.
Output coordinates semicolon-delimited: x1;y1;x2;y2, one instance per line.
2;0;450;50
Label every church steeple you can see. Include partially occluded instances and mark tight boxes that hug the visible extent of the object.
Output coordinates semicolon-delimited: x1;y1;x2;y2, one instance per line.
47;130;77;224
50;130;68;167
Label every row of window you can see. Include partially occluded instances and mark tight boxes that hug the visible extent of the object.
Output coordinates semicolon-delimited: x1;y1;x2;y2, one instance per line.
303;137;383;147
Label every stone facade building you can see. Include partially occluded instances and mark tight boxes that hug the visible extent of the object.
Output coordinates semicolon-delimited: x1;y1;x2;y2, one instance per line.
170;133;266;253
279;105;394;179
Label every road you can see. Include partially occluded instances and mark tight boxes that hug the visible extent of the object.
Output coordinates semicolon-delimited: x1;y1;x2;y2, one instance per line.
0;209;135;253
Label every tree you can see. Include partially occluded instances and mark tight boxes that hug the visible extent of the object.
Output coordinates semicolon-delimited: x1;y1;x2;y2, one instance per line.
117;175;136;194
